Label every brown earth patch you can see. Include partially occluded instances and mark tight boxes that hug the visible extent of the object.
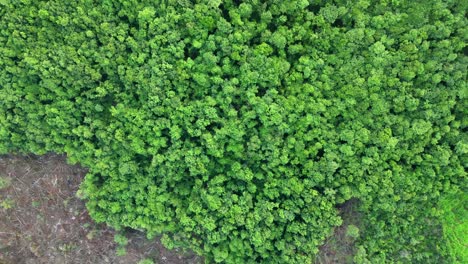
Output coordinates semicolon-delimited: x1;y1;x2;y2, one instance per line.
315;198;362;264
0;154;202;264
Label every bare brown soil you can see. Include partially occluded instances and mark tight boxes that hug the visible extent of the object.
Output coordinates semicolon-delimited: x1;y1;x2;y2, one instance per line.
315;199;361;264
0;154;201;264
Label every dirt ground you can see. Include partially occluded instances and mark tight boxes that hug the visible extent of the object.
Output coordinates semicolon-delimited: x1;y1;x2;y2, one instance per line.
315;199;361;264
0;154;202;264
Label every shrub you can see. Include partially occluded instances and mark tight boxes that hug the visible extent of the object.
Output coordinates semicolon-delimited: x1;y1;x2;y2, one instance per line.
114;233;129;256
0;0;466;263
0;176;11;190
138;259;154;264
438;190;467;263
345;225;360;240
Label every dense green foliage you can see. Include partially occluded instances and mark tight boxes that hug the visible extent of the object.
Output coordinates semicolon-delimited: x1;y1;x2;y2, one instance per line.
437;190;467;263
0;0;466;263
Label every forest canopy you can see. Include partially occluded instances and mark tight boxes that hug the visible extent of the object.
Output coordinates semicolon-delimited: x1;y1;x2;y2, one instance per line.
0;0;466;263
